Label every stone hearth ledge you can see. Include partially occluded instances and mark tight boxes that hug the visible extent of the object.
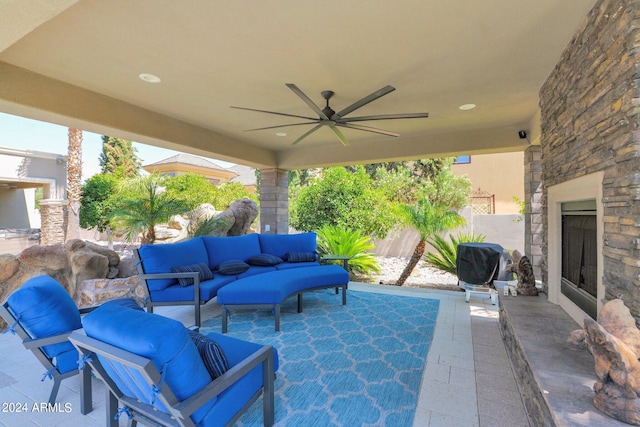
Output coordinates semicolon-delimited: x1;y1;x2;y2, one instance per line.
498;289;628;426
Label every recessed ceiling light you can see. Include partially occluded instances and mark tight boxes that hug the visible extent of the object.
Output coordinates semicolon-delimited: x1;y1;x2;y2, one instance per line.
276;132;287;137
139;73;161;83
459;103;476;111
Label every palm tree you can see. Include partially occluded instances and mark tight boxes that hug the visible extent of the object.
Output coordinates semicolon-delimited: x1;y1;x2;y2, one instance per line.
109;173;188;244
66;128;83;240
395;198;465;286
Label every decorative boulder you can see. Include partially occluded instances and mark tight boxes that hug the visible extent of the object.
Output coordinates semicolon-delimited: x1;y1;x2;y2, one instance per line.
582;299;640;425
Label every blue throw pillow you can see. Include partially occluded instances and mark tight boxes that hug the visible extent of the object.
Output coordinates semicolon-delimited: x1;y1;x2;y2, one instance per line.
188;330;230;379
216;260;250;275
246;254;284;267
171;263;214;286
285;252;317;263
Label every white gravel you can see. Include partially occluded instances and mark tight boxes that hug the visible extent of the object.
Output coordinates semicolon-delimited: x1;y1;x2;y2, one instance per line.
358;256;462;292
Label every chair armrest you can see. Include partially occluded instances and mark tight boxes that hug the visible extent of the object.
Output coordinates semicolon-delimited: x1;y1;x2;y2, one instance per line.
136;272;200;281
175;344;274;415
22;331;73;349
320;255;350;270
137;272;202;305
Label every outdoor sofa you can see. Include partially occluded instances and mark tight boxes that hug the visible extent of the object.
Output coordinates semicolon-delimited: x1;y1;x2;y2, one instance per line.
135;232;349;331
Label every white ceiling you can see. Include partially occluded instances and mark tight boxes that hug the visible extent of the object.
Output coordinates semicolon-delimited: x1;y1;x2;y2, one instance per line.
0;0;596;169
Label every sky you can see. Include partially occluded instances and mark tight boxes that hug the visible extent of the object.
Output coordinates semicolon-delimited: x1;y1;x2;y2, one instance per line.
0;112;234;181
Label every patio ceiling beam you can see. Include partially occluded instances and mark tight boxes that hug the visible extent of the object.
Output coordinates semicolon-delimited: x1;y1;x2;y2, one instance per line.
0;61;278;169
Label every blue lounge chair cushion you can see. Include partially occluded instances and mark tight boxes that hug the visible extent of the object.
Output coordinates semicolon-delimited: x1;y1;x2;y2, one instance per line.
82;303;215;417
258;232;317;259
7;275;81;359
197;332;279;426
202;234;262;268
138;238;209;291
171;262;214;286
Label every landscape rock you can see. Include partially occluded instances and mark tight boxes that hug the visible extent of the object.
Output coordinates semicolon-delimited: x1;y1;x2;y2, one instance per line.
227;198;259;236
581;299;640;425
0;240;127;331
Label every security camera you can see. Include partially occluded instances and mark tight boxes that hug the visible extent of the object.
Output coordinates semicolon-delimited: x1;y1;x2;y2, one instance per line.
518;130;527;139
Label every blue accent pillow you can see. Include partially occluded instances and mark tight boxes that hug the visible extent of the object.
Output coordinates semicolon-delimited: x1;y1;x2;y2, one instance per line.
171;263;214;286
188;330;230;379
246;254;283;267
285;252;317;263
216;260;250;275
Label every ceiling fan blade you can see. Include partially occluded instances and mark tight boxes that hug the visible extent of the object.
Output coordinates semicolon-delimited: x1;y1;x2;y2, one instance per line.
334;85;396;119
285;83;330;120
292;123;324;145
337;123;399;137
329;124;350;146
231;106;317;121
245;122;319;132
341;112;429;122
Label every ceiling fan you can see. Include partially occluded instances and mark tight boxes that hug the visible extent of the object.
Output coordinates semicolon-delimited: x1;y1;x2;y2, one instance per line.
231;84;429;146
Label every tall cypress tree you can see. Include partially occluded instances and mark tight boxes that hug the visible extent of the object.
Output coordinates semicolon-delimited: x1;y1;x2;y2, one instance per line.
99;136;142;178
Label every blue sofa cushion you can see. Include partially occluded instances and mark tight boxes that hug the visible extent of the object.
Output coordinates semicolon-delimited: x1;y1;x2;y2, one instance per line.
171;262;214;286
216;260;250;275
82;303;215;417
246;253;283;266
258;232;317;259
148;276;235;303
7;275;81;360
202;234;262;268
138;238;209;291
188;330;230;379
285;251;317;263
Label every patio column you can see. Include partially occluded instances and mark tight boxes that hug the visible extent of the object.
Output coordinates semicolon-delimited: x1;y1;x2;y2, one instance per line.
524;145;543;283
39;199;68;245
259;168;288;234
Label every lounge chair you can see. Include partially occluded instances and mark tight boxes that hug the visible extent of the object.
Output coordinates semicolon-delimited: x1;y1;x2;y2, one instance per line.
69;301;277;426
0;275;94;414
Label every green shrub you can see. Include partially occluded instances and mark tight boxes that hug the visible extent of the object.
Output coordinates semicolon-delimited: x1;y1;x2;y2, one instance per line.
316;225;381;279
425;232;486;274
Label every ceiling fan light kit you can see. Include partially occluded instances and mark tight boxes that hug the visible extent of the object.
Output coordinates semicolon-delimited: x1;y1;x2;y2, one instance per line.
231;84;429;146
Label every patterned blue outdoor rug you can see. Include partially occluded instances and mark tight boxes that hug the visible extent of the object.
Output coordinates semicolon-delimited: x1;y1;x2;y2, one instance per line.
201;289;439;426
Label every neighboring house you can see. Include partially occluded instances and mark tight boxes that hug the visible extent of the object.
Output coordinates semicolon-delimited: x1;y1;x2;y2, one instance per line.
451;151;524;215
0;146;68;249
142;153;256;192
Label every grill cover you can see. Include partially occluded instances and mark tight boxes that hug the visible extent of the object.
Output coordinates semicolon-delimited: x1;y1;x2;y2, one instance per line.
456;242;504;285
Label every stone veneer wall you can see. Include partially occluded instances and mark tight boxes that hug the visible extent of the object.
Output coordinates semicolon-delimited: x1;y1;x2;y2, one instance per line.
259;168;289;234
524;146;543;283
38;199;67;245
539;0;640;315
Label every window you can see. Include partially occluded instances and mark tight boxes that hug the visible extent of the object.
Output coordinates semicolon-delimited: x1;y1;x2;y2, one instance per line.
454;155;470;164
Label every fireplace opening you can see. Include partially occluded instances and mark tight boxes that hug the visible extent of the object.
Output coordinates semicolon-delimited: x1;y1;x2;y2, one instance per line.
561;200;597;319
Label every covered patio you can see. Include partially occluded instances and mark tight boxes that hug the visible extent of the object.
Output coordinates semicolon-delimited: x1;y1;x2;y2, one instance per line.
2;0;640;425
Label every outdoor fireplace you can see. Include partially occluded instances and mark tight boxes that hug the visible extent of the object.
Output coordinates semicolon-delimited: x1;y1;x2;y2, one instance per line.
561;200;597;319
547;172;604;325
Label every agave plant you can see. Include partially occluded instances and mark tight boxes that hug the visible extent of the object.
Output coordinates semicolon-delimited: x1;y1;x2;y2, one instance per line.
425;232;486;274
316;225;381;279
